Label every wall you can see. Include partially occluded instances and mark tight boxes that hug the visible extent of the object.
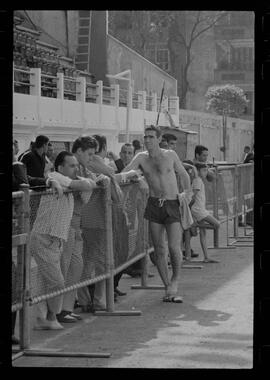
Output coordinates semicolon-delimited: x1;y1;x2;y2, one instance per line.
178;109;254;162
107;35;177;97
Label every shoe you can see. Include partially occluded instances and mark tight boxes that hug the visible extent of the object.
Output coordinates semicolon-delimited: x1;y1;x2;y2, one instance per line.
57;311;77;323
162;295;183;303
115;288;127;296
12;335;19;345
191;250;199;258
70;312;82;320
34;318;64;330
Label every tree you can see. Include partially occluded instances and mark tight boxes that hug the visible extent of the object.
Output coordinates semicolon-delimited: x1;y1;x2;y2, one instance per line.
205;84;249;161
165;11;228;108
109;11;228;109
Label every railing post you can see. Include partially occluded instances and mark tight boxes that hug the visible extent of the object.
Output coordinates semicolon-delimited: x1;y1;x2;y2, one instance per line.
151;92;157;112
96;80;103;105
233;165;239;238
76;76;86;102
30;68;41;96
57;72;64;99
104;179;115;312
138;90;146;111
19;184;31;350
111;84;119;107
213;167;219;248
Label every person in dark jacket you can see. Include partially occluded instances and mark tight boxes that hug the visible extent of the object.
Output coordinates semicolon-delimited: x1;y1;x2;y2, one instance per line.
20;135;49;179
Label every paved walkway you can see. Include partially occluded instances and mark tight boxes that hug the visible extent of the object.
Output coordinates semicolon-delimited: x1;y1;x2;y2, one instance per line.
13;225;253;368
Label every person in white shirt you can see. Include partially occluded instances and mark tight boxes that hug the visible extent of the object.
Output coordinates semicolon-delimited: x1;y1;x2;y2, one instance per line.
30;151;95;330
190;163;220;263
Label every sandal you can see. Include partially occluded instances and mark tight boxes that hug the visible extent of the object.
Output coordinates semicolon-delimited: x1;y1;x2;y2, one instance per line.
162;295;183;303
203;259;219;263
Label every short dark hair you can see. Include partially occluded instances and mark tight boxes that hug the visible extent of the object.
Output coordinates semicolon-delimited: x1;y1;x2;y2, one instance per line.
195;162;208;171
72;136;97;153
132;140;141;150
162;133;177;143
195;145;208;157
244;145;250;150
92;134;107;153
35;135;49;149
54;151;74;172
121;143;134;152
145;125;161;138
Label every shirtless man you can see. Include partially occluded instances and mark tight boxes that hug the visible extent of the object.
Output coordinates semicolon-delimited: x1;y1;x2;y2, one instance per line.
122;125;191;302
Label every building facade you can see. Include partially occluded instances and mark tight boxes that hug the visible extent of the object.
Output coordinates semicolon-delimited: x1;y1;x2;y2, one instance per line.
109;11;254;120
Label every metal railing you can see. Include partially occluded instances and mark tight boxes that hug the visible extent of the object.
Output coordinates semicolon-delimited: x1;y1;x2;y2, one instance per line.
12;179;149;352
204;163;254;248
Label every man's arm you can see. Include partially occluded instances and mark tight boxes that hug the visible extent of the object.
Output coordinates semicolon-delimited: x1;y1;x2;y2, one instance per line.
87;155;115;178
171;151;191;192
48;171;96;192
121;152;144;173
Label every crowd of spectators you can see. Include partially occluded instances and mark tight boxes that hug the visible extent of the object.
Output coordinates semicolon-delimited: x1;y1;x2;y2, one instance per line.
12;131;253;341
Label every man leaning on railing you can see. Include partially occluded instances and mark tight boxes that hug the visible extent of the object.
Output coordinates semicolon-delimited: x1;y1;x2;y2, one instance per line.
30;151;95;330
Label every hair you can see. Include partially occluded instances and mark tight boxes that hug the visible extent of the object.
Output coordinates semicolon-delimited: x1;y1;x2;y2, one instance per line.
121;143;134;152
162;133;177;143
195;145;208;157
132;140;141;150
244;145;250;150
194;162;208;171
35;135;49;149
54;151;74;172
72;136;97;153
145;125;161;138
92;134;107;153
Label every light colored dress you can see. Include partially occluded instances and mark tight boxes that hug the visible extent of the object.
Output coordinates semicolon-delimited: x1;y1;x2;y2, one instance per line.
191;176;210;222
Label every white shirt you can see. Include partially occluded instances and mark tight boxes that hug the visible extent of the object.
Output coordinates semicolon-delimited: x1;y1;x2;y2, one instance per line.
31;176;74;241
191;176;206;213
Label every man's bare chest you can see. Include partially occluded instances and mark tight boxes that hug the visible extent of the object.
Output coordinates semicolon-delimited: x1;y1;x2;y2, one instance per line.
142;157;173;177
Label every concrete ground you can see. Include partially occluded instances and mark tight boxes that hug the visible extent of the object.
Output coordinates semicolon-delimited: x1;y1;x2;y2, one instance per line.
12;223;253;368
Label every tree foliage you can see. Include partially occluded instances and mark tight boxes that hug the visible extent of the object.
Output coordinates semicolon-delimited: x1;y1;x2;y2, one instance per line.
205;84;249;117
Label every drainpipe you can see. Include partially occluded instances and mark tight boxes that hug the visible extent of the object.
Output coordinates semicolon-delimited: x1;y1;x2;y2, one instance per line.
65;11;69;57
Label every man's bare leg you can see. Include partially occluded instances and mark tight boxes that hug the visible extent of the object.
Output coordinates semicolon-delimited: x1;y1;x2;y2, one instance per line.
149;222;170;292
184;229;192;261
165;222;183;296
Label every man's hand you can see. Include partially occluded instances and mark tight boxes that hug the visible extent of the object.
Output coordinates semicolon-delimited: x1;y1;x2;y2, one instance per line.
95;174;109;186
107;151;119;161
50;180;63;198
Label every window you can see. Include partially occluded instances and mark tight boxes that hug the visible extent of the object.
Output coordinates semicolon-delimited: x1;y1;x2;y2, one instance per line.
145;43;170;72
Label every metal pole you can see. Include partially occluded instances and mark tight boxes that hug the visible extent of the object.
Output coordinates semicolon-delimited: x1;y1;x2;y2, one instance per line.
19;184;31;350
104;179;115;312
233;165;239;238
213;167;219;248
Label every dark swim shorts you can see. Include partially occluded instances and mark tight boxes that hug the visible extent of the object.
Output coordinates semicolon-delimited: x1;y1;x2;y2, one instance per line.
144;197;181;225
